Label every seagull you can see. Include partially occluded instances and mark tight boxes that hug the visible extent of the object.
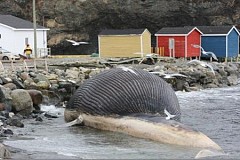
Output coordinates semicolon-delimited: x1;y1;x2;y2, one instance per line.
164;108;176;120
149;72;188;78
161;73;188;79
117;66;137;75
202;51;218;61
187;59;215;75
66;39;89;46
192;44;218;61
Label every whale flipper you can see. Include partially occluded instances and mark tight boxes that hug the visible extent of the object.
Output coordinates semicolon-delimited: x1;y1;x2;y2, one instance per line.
65;115;84;127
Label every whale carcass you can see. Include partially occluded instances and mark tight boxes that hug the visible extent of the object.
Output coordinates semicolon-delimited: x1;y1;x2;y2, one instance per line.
64;67;222;151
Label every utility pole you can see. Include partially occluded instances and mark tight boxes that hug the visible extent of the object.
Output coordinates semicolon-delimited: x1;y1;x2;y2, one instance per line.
33;0;37;58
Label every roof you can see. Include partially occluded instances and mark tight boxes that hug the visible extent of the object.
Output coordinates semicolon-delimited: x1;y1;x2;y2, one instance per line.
196;26;235;34
99;28;148;35
0;15;48;30
155;27;196;35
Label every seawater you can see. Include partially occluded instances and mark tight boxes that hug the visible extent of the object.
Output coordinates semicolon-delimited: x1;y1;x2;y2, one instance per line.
4;86;240;159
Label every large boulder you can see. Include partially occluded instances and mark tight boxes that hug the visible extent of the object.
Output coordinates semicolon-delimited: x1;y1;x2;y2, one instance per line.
10;89;33;116
0;85;12;112
27;90;43;110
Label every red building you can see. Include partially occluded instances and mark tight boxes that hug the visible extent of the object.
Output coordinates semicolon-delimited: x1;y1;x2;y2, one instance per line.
155;27;203;58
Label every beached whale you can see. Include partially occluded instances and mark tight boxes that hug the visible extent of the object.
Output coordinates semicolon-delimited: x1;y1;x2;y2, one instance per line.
64;67;222;151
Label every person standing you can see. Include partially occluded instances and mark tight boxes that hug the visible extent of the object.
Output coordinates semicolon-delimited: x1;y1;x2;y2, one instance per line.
24;44;32;59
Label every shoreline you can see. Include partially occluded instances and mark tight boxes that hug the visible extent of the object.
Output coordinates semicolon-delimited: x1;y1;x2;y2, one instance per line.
0;57;240;158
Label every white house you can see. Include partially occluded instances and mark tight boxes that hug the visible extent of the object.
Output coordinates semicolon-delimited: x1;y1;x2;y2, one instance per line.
0;15;50;57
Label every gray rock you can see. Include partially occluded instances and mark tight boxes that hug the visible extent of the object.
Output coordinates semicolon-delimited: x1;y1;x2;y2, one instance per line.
227;75;238;86
6;118;24;128
27;90;43;110
3;83;17;90
44;112;58;118
1;77;12;84
10;89;33;116
12;78;25;89
224;65;237;75
65;69;79;79
3;128;13;135
29;71;37;78
34;74;50;84
0;78;3;85
0;85;13;112
35;116;43;122
205;83;219;88
36;81;50;90
19;72;30;81
45;73;58;80
58;81;74;93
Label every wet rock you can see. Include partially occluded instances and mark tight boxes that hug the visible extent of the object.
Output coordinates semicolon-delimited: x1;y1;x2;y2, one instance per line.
44;112;58;118
0;111;14;119
0;86;13;112
11;89;33;116
175;79;187;91
3;128;13;135
205;83;219;88
185;86;200;92
35;116;43;122
6;118;24;128
27;90;43;107
32;110;45;114
58;81;74;93
0;115;7;121
41;91;61;105
0;143;11;159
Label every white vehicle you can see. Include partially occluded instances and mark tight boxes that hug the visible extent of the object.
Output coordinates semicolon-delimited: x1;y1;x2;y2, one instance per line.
0;48;21;61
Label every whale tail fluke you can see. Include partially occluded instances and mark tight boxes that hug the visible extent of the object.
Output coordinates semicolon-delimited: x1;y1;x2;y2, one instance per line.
195;149;228;159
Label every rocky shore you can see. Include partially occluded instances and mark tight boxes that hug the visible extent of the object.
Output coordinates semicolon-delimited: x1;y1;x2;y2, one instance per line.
0;57;240;158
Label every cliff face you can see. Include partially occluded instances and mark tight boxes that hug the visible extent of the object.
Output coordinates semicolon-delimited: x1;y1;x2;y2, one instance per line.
1;0;240;54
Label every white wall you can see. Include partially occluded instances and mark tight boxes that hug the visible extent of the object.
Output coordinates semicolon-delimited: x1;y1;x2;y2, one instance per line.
0;25;48;57
0;26;15;53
